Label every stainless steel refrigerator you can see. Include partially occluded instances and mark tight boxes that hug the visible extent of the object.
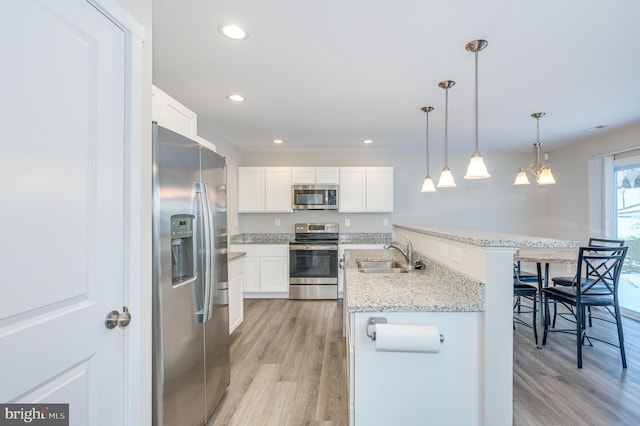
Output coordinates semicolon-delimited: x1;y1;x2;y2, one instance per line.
152;123;230;426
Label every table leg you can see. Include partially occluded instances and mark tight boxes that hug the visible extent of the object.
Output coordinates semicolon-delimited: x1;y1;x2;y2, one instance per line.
536;262;543;348
535;262;551;349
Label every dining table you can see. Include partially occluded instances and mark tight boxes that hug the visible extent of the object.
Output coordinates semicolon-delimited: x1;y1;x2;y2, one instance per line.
514;247;579;348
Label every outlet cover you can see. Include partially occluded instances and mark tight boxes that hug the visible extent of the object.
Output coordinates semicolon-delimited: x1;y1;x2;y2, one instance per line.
275;218;280;227
451;247;462;263
383;218;389;226
345;218;350;227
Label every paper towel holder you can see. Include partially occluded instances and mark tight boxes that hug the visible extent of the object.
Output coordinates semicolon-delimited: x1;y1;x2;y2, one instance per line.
365;317;445;343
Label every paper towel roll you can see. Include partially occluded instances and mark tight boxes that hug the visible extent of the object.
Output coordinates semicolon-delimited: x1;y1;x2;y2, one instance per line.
374;324;441;353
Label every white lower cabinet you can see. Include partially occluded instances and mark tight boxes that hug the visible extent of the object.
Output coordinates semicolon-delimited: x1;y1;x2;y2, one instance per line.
228;256;244;333
230;244;289;298
346;311;481;425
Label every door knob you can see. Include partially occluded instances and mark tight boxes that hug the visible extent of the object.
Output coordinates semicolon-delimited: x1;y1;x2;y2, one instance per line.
105;306;132;329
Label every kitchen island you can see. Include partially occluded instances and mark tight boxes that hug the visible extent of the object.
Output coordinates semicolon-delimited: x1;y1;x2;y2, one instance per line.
344;225;577;426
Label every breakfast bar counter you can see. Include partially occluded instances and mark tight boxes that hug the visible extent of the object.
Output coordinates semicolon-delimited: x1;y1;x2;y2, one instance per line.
344;253;483;313
342;225;577;426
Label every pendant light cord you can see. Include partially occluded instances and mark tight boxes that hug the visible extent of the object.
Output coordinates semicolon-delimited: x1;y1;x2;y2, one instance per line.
426;112;430;175
474;50;479;153
444;87;449;167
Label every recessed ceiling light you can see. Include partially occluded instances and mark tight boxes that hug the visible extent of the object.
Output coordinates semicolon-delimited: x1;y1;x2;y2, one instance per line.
226;94;245;102
218;24;248;40
584;124;609;132
272;139;284;144
363;139;373;144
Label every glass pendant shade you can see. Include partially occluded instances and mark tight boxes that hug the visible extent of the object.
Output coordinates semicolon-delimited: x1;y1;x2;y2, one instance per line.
421;175;437;192
464;153;491;179
513;169;530;185
537;168;556;185
437;167;456;188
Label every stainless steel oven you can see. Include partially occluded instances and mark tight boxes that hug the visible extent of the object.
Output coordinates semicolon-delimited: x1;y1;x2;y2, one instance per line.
289;223;339;299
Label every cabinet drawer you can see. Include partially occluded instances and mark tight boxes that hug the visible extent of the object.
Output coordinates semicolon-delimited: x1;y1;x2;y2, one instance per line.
231;244;288;257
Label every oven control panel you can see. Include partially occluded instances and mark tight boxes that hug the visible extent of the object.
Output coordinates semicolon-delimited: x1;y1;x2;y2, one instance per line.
295;223;339;234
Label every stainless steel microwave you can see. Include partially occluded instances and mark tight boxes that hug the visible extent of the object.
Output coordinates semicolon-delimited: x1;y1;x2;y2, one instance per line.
292;185;338;210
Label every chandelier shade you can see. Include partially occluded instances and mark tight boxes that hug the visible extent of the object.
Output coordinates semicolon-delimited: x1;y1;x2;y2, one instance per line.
514;113;556;186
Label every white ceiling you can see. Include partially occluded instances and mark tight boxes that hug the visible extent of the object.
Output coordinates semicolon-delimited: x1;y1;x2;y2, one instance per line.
152;0;640;154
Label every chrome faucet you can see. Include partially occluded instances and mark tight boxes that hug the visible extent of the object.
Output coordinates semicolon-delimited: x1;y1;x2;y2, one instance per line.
384;241;413;268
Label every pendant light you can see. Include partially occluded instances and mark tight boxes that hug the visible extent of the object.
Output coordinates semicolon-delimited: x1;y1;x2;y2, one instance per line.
420;106;437;192
513;112;556;185
464;39;491;179
437;80;456;188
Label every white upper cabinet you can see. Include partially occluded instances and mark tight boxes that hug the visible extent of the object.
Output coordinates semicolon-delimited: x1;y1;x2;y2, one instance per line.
339;168;367;212
151;85;198;140
365;167;394;212
339;167;394;212
239;166;392;213
238;167;292;213
238;167;265;212
265;168;293;212
291;167;340;184
291;167;316;184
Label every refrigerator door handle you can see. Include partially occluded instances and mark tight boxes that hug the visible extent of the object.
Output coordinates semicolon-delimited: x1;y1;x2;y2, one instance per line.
200;182;215;322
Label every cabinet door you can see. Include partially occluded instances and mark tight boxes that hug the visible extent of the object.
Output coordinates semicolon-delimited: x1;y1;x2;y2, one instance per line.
238;167;265;212
339;168;366;212
291;167;316;184
259;257;288;292
265;167;292;212
152;85;198;140
315;167;340;184
228;259;243;333
366;167;394;212
242;257;260;292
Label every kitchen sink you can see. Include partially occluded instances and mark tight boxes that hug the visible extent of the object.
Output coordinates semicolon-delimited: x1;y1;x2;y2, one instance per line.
356;260;408;274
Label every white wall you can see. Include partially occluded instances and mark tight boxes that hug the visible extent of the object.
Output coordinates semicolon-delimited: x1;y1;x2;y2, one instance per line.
198;121;245;237
239;150;551;235
547;119;640;243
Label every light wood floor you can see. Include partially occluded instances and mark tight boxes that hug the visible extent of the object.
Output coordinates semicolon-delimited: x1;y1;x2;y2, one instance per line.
209;299;640;425
208;299;347;426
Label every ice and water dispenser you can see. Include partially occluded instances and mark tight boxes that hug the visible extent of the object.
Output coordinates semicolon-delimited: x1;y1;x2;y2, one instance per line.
171;214;195;286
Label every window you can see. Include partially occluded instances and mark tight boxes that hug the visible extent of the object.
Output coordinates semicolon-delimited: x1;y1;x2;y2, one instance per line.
614;154;640;318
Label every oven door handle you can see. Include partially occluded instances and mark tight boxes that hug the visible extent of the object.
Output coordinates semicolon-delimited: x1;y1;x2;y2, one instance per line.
289;245;338;251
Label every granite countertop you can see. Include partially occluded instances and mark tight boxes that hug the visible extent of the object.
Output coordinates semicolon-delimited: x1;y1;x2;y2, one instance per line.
393;225;579;248
230;232;392;245
339;233;392;245
228;251;246;261
344;249;484;313
230;233;294;244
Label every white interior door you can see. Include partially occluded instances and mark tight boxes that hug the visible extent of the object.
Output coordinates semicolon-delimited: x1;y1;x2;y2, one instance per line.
0;1;129;424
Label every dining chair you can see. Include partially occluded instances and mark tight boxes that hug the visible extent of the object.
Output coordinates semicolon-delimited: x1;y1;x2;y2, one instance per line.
513;264;538;343
550;238;625;327
513;261;542;317
514;279;538;344
541;245;628;368
514;260;540;283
